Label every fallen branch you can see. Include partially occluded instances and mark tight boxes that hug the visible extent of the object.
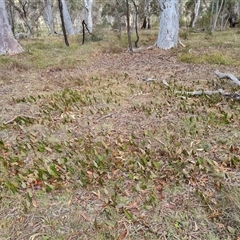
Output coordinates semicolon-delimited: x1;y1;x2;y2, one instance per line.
215;70;240;86
175;88;240;100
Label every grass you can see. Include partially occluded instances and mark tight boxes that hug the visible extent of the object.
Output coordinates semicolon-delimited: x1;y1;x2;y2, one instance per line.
0;29;240;239
177;29;240;66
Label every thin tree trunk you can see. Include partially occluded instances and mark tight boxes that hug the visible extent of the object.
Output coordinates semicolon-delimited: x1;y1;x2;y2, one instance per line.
60;0;74;35
131;0;139;48
191;0;201;28
41;0;54;34
83;0;93;33
211;0;224;32
58;0;69;46
82;20;85;44
209;0;215;30
126;0;132;52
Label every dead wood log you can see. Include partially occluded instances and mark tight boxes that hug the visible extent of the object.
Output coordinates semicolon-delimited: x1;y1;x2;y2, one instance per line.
215;70;240;86
175;89;240;100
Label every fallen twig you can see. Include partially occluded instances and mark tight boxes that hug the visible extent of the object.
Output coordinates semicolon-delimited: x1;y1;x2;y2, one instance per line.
4;115;38;125
94;108;122;123
178;38;186;47
142;77;155;82
162;79;170;87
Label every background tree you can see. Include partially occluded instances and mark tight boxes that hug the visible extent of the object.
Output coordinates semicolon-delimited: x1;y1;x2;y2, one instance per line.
156;0;179;49
227;0;240;28
60;0;74;35
131;0;139;47
101;1;125;35
83;0;93;33
191;0;201;28
41;0;54;34
58;0;69;45
8;0;44;37
0;0;24;55
126;0;132;51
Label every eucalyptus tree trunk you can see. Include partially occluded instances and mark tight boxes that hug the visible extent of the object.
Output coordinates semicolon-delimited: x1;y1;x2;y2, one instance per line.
41;0;54;34
60;0;74;35
209;0;215;29
191;0;201;28
0;0;24;55
141;0;152;29
211;0;224;32
157;0;179;49
83;0;93;33
126;0;132;51
132;0;139;48
5;0;15;34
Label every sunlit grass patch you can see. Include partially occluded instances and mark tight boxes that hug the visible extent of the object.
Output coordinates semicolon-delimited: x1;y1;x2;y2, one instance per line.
179;52;234;65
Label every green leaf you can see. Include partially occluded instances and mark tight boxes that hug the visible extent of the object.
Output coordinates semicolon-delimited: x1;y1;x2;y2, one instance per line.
105;220;116;227
5;179;18;193
123;209;133;220
47;164;59;177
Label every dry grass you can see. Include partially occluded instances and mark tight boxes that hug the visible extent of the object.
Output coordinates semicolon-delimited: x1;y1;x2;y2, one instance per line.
0;29;240;239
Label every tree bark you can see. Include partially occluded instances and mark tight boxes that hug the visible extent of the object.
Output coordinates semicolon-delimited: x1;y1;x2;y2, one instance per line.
83;0;93;33
60;0;74;35
141;0;152;29
41;0;54;34
132;0;139;48
58;0;69;46
211;0;224;32
126;0;133;52
215;70;240;86
0;0;24;55
157;0;179;49
191;0;201;28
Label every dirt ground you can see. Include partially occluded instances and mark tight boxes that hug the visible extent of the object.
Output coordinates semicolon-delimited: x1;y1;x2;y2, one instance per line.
1;45;240;239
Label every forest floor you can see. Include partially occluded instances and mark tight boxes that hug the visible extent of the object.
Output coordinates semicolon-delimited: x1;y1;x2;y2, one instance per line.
0;29;240;239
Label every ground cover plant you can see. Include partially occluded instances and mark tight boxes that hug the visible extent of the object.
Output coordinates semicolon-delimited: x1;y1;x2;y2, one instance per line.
0;29;240;239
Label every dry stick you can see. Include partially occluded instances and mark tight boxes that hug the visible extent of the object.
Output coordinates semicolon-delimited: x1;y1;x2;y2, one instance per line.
175;89;225;96
178;38;186;47
94;113;114;123
94;108;122;123
4;115;37;125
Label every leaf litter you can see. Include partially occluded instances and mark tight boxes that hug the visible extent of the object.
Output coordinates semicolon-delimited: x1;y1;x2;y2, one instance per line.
0;39;240;239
